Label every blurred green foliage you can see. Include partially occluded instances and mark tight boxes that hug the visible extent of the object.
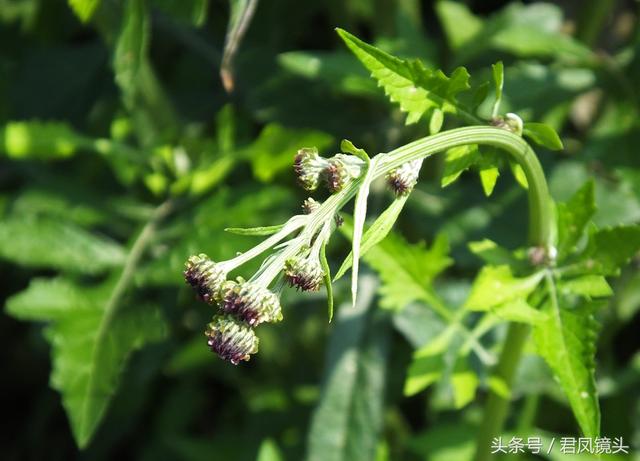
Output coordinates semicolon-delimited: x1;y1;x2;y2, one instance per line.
2;1;640;460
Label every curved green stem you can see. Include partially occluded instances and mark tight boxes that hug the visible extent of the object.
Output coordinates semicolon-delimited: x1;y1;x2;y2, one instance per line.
303;126;553;461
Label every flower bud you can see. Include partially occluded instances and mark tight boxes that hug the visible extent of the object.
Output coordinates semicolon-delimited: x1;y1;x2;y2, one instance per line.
325;154;362;193
302;197;321;214
285;256;324;291
220;279;283;326
386;159;423;196
184;254;227;304
205;314;259;365
294;147;329;191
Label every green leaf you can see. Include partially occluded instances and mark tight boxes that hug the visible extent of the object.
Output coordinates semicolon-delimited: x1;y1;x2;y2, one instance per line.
224;224;285;236
557;180;596;259
491;61;504;117
351;153;375;307
6;277;167;447
441;144;479;187
404;326;456;396
491;298;548;324
575;225;640;276
306;277;389;461
363;232;453;310
320;241;334;322
0;215;126;273
451;358;479;408
435;1;483;50
257;439;284;461
220;0;258;92
533;274;601;438
468;239;520;267
464;265;543;311
340;139;370;162
479;165;500;197
559;275;613;299
0;121;90;159
249;124;333;182
334;196;409;281
523;122;564;151
68;0;101;23
336;28;478;125
114;0;149;108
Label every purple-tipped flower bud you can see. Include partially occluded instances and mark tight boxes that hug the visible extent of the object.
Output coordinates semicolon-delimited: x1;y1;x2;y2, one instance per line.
205;314;259;365
302;197;321;214
386;159;423;196
220;279;283;326
184;254;227;304
294;147;330;191
285;256;324;291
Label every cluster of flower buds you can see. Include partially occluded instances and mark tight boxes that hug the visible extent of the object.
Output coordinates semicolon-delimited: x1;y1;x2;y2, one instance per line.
386;159;423;196
294;148;364;193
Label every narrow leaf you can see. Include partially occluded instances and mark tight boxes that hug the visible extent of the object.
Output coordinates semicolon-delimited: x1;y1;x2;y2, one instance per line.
351;155;375;307
491;61;504;118
319;241;334;322
523;123;564;151
68;0;101;23
225;224;285;236
220;0;259;92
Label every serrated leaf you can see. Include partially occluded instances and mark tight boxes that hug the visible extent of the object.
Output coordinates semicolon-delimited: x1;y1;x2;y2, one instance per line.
351;153;375;307
533;275;601;438
464;265;543;311
225;224;285;236
336;28;477;125
559;275;612;299
335;195;409;281
1;121;90;159
68;0;101;23
306;277;389;461
363;232;453;310
441;144;479;187
523;123;564;151
0;215;126;274
575;225;640;276
557;180;595;259
491;61;504;117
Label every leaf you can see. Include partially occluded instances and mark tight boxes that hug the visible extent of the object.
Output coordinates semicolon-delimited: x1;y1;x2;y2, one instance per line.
363;232;453;310
0;121;90;159
559;275;613;299
306;276;389;461
491;61;504;117
491;298;547;324
533;274;601;438
404;326;456;396
523;123;564;151
340;139;369;162
435;1;483;50
224;224;285;236
249;124;333;182
334;195;409;281
0;215;126;274
451;358;479;408
464;265;543;311
468;239;520;267
351;153;375;307
575;225;640;276
257;439;284;461
114;0;149;108
336;28;478;125
557;180;596;259
5;277;167;447
441;144;479;187
220;0;259;92
68;0;101;23
320;241;334;322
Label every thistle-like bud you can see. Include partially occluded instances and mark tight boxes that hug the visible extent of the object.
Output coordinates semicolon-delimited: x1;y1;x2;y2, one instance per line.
302;197;321;214
220;279;283;326
325;154;362;193
386;159;423;196
294;147;330;191
205;314;259;365
184;254;227;304
285;256;324;291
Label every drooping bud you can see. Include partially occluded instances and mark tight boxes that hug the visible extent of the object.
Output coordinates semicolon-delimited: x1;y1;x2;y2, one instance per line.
386;159;423;196
220;278;283;326
205;314;259;365
184;254;227;304
285;256;324;291
325;154;362;193
294;147;330;191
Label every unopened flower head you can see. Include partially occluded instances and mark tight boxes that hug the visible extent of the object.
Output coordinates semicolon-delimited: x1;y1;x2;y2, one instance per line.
205;314;259;365
302;197;342;227
386;159;423;196
184;254;227;303
294;147;330;191
220;278;283;326
285;255;324;291
325;154;362;193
